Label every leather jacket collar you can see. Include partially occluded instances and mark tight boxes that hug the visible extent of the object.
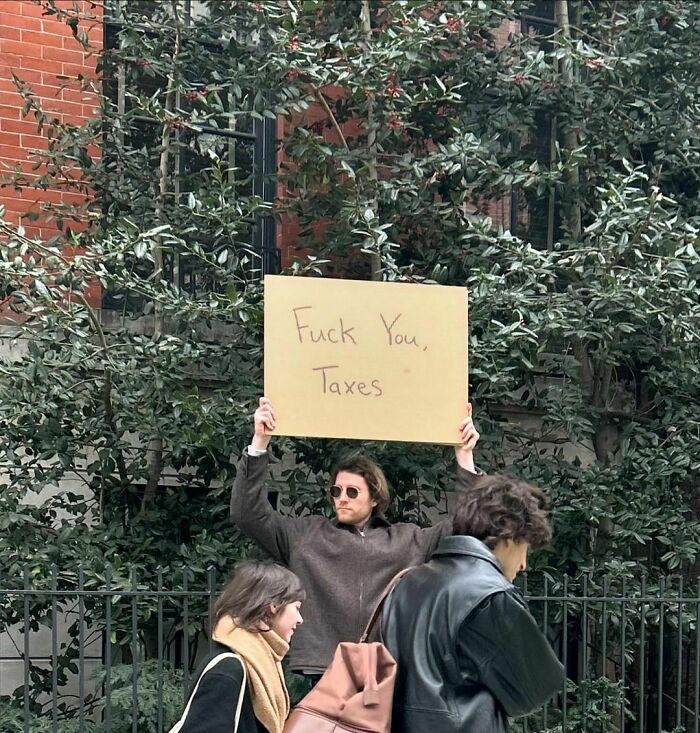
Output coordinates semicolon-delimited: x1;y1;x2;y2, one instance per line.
433;535;506;577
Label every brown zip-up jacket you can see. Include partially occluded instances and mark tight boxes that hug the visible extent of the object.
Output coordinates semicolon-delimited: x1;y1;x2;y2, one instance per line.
230;451;479;674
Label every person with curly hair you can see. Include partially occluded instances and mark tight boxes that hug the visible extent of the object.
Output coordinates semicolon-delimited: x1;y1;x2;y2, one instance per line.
381;473;565;733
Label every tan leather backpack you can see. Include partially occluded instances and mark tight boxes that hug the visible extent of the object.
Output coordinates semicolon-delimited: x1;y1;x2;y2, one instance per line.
283;569;411;733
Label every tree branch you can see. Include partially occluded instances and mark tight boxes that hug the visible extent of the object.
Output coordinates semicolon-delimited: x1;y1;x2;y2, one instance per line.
360;0;381;281
140;0;183;513
310;86;349;151
555;0;582;239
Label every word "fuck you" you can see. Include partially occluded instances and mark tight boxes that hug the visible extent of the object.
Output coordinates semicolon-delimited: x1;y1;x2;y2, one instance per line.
292;307;426;350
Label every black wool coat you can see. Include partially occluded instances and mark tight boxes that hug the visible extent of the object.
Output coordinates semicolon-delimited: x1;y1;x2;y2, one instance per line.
177;641;266;733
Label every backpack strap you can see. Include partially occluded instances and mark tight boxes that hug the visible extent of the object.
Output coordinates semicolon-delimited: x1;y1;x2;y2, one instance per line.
360;567;414;643
168;652;247;733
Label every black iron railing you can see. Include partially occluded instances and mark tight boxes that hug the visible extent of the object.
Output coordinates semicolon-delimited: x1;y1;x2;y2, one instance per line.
1;568;698;732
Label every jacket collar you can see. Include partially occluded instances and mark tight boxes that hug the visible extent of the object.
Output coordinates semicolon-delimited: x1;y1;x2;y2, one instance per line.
333;514;391;532
433;535;506;577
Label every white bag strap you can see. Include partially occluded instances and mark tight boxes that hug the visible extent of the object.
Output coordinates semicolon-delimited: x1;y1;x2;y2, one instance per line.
168;652;247;733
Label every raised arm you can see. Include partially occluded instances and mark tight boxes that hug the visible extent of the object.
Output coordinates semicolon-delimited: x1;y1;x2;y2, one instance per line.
413;405;482;558
250;396;274;454
455;403;479;474
230;398;303;563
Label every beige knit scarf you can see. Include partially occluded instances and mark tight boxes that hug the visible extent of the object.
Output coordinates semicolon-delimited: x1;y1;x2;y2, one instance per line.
212;616;290;733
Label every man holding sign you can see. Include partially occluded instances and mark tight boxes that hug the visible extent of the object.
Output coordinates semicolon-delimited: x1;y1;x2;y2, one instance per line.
231;276;476;678
230;398;479;679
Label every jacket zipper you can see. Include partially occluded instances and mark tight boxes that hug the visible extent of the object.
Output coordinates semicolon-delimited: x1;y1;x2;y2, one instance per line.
359;529;365;633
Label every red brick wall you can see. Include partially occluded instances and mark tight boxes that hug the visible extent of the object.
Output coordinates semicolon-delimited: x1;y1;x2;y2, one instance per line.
0;1;101;241
1;5;519;278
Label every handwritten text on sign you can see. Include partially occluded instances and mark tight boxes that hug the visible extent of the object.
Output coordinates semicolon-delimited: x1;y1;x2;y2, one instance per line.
264;276;468;444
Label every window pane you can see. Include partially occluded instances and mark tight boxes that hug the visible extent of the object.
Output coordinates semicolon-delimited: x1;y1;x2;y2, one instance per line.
101;0;278;308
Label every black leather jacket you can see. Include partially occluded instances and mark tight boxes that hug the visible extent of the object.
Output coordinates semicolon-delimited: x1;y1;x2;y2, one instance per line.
381;536;565;733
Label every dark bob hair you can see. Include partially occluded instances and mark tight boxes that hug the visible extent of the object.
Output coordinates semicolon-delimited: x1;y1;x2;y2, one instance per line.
451;473;551;549
212;561;305;632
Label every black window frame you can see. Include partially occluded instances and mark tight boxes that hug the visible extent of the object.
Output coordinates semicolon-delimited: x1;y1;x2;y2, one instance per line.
518;0;561;250
101;0;279;309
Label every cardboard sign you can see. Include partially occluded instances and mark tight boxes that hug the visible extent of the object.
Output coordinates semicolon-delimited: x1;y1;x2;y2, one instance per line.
264;276;468;444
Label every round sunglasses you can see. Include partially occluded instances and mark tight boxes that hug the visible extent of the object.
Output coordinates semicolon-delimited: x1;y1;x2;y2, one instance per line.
329;485;360;499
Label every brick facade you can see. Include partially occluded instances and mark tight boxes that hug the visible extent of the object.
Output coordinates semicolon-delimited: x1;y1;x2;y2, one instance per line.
0;1;101;243
1;4;518;276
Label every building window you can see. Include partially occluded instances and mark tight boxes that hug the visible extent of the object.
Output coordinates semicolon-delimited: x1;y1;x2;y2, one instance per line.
101;0;277;310
519;0;561;249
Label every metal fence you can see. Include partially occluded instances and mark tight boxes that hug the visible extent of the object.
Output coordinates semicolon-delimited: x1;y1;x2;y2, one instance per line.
1;567;698;732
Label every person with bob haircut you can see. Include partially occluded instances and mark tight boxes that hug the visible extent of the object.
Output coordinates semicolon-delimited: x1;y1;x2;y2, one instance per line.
381;473;565;733
172;561;304;733
230;397;480;679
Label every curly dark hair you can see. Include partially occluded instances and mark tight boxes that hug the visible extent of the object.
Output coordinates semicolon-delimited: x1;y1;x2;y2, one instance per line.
451;473;551;549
